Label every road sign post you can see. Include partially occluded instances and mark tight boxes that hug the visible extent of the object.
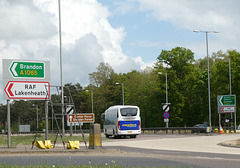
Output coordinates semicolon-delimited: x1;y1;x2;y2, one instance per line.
217;95;236;113
2;59;50;148
162;103;170;130
217;95;237;133
3;59;50;100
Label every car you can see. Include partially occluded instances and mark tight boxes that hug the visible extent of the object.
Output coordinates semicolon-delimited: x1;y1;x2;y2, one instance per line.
192;124;207;133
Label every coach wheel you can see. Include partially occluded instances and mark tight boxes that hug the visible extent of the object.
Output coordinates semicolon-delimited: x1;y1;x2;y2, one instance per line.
112;130;118;139
105;129;110;138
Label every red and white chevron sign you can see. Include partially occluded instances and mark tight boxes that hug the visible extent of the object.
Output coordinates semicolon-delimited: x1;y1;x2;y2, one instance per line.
4;81;50;100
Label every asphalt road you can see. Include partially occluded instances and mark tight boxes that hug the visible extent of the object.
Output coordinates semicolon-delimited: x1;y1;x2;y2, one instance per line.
0;133;240;168
102;134;240;168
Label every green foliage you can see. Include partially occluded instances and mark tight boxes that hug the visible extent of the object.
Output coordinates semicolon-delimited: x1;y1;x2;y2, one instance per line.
156;47;197;126
1;49;240;129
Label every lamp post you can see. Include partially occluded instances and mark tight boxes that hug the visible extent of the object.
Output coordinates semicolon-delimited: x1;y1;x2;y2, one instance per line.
193;30;219;132
229;58;236;132
229;58;232;130
86;90;94;113
32;104;39;130
158;72;168;104
58;0;65;136
116;82;124;105
158;72;169;129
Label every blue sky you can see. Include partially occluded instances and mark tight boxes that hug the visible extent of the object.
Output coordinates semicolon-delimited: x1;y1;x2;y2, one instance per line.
100;0;180;63
97;0;228;63
0;0;240;103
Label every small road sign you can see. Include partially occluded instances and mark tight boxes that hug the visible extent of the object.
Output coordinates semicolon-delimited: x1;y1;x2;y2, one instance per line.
163;104;170;112
9;61;45;78
3;59;50;100
221;106;235;113
164;119;169;122
163;112;170;119
66;105;74;114
68;113;95;123
218;95;236;106
4;81;50;100
217;95;236;113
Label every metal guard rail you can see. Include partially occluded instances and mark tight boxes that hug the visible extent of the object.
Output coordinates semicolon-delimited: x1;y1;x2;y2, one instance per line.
142;127;207;134
142;126;236;134
2;127;235;134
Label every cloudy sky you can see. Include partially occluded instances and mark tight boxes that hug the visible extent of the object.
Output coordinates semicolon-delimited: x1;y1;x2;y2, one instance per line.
1;0;240;103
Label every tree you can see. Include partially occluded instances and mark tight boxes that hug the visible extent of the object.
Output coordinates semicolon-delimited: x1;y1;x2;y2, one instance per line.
89;62;116;87
0;104;7;130
88;62;119;123
2;49;240;132
156;47;198;126
63;83;88;113
210;50;240;125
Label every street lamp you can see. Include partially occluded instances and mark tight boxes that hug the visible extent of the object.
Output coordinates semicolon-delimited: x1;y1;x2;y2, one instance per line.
158;72;168;104
158;72;169;129
86;90;93;113
32;104;39;131
115;82;124;105
58;0;65;136
193;30;219;132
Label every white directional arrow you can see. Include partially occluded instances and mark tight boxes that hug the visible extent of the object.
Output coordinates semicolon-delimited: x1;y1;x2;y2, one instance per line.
218;96;223;105
69;115;73;122
11;62;18;76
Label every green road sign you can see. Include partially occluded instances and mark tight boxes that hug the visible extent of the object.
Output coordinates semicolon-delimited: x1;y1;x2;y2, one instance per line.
10;61;45;78
218;95;236;106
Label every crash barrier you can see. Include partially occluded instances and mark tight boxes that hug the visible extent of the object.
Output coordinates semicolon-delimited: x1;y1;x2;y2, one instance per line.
34;140;53;149
4;126;237;135
142;127;208;134
67;141;80;149
141;127;237;134
2;130;90;135
89;123;102;149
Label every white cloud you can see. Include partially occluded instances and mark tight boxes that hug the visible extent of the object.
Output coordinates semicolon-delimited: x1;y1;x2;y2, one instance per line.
2;0;239;104
136;0;234;30
0;0;56;39
0;0;143;104
111;1;137;16
62;34;104;86
135;0;240;59
34;0;140;76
